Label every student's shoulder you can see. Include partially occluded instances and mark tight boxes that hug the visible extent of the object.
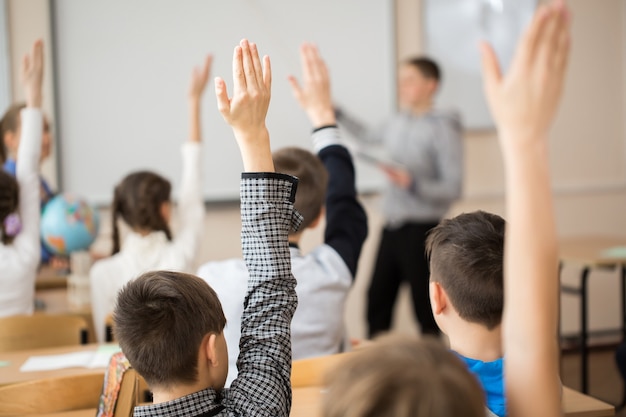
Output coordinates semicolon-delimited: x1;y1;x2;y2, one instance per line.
89;254;125;281
299;244;352;281
429;108;462;130
196;258;248;287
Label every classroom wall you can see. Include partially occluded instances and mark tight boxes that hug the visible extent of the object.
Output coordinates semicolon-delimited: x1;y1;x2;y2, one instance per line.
7;0;626;340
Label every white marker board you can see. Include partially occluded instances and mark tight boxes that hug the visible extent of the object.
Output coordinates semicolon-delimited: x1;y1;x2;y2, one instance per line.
51;0;396;204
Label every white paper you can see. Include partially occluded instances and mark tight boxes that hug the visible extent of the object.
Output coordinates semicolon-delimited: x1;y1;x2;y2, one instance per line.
19;345;121;372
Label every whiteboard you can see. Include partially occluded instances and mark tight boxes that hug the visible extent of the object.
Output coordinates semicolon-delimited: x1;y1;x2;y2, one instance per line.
425;0;536;129
51;0;395;204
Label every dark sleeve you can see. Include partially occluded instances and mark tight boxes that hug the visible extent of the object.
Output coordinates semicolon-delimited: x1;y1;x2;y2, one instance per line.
314;127;368;278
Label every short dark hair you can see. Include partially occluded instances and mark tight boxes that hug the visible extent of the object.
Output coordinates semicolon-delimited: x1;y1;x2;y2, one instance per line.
0;171;19;245
323;335;485;417
404;56;441;82
0;103;26;164
273;147;328;231
111;171;172;254
426;211;505;330
113;271;227;388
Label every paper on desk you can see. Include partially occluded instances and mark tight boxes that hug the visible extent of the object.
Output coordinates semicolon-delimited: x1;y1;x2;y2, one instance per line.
19;345;121;372
601;246;626;258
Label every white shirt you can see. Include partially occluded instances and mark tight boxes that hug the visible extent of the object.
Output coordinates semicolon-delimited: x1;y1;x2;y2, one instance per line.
90;142;204;342
0;109;43;317
197;244;352;386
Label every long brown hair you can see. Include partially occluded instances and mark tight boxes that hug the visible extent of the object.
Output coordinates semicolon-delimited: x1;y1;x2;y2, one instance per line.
111;171;172;254
0;171;19;245
0;103;26;164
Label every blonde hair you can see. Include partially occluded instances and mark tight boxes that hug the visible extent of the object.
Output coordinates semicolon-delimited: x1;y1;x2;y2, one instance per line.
323;335;485;417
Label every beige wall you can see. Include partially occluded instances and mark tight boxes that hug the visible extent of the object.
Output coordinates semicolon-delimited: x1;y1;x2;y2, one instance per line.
8;0;626;339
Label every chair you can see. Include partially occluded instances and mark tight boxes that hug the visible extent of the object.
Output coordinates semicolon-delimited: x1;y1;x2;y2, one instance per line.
97;351;150;417
0;314;89;352
105;313;115;342
0;372;104;416
291;352;353;388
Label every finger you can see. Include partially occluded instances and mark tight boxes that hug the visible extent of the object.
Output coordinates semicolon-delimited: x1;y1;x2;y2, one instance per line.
202;54;213;83
232;45;246;94
304;43;322;81
33;40;44;72
553;8;571;75
263;55;272;91
240;39;257;91
287;75;303;101
300;43;313;82
22;54;30;76
536;4;564;71
515;5;551;67
310;44;325;80
214;77;230;116
249;42;265;88
479;42;502;96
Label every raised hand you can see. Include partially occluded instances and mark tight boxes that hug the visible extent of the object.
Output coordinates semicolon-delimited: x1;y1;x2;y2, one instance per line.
215;39;273;172
288;43;335;127
189;54;213;102
480;0;570;148
21;39;44;108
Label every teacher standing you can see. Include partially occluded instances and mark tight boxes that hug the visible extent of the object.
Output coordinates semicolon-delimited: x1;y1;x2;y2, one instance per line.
336;56;463;337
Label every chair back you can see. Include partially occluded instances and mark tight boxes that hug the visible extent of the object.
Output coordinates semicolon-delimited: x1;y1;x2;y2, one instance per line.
0;314;88;352
0;372;104;416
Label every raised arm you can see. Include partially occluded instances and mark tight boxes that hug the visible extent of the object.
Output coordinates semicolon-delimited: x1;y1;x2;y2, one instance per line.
13;40;44;264
171;56;212;266
481;2;570;417
289;43;368;277
215;39;299;417
334;105;386;145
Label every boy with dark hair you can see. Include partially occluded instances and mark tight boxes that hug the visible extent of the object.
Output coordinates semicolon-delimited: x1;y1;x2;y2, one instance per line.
426;210;506;416
114;39;300;416
198;43;367;385
336;54;463;338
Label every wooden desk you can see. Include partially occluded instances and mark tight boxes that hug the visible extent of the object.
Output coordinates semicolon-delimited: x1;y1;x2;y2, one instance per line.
7;386;614;417
35;266;68;291
0;344;107;386
559;236;626;394
34;289;95;344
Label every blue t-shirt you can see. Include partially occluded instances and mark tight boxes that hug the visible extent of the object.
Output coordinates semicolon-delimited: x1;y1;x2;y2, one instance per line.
458;355;506;417
3;158;54;262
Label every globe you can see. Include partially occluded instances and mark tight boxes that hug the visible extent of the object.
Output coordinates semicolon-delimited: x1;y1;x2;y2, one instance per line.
40;194;100;255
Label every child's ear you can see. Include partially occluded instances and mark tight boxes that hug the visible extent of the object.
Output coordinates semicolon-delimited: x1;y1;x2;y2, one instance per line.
204;333;220;368
307;207;325;229
159;201;172;223
429;281;447;315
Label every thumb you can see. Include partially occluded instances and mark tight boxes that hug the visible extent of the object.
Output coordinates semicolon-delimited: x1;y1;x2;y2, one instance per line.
480;42;502;98
287;75;303;101
214;77;230;116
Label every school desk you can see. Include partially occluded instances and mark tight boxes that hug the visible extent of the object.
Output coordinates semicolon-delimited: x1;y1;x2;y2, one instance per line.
35;266;68;291
5;386;614;417
559;236;626;395
34;288;95;343
0;343;109;386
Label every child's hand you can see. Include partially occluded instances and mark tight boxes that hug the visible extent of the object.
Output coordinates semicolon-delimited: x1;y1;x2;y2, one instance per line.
380;165;412;190
215;39;273;172
288;43;335;127
21;39;44;108
480;0;570;149
189;55;212;102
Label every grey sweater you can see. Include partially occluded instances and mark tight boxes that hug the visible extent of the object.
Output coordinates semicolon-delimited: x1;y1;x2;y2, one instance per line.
337;108;463;227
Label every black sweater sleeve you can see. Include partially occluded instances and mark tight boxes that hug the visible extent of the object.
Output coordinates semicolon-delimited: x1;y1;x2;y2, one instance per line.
318;142;368;279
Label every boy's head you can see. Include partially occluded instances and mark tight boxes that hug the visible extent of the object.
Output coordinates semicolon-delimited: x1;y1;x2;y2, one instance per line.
426;211;505;332
114;271;228;391
398;57;440;109
273;147;328;233
1;102;52;164
323;335;485;417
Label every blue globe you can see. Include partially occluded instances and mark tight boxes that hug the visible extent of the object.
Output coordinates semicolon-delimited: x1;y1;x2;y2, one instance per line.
40;194;100;255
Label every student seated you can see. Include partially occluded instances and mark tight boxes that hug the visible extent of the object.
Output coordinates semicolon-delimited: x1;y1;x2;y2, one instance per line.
114;39;299;417
197;43;367;385
90;55;211;342
322;2;570;417
0;40;45;317
426;211;505;416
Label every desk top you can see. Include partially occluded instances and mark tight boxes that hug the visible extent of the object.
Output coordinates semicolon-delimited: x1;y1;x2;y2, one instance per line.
35;266;68;291
0;344;105;386
6;386;614;417
560;236;626;267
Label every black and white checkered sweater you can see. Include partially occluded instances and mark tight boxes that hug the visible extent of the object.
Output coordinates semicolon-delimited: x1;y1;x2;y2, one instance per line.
134;173;302;417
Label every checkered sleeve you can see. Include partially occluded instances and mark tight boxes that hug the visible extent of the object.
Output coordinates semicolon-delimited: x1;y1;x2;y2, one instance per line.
227;173;302;417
